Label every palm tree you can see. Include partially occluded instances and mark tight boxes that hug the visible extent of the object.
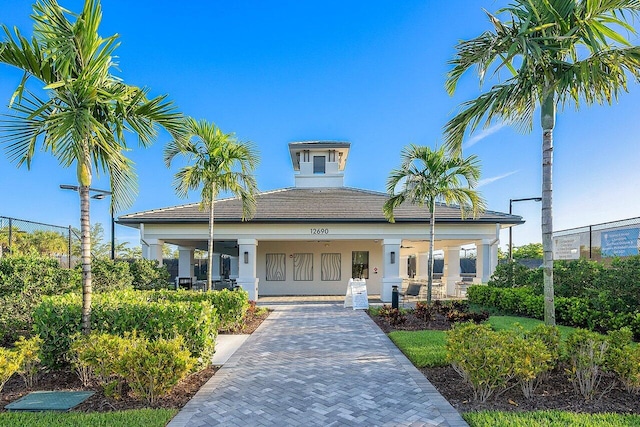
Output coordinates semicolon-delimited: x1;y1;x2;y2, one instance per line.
164;118;259;291
0;0;184;334
383;145;485;302
443;0;640;325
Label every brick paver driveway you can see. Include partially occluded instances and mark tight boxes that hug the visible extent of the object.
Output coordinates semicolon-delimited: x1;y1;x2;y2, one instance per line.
168;304;468;427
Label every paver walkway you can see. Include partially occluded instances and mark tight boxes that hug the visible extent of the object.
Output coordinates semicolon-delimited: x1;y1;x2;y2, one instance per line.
168;304;468;427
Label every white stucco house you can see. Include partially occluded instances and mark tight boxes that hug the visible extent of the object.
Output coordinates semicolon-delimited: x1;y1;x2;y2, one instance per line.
118;141;522;301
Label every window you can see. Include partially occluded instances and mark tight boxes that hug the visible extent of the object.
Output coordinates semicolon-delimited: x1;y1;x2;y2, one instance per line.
266;253;286;281
313;156;325;174
321;253;341;281
352;251;369;279
293;253;313;281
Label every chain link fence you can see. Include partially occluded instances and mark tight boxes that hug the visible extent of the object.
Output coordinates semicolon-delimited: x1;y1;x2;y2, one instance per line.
0;216;76;267
553;216;640;261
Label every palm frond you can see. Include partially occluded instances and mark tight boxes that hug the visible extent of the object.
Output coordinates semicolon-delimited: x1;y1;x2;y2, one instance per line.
384;145;485;222
165;118;260;220
446;0;640;151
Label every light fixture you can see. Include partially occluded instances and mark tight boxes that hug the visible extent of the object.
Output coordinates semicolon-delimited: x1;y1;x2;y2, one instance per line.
509;197;542;261
390;251;396;264
244;251;249;264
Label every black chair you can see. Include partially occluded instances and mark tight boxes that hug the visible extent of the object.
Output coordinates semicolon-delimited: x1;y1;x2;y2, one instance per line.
401;282;422;306
177;277;192;290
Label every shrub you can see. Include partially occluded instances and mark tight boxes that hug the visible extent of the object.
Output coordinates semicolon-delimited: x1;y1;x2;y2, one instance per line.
0;295;37;346
70;332;195;403
128;259;170;290
468;285;640;337
378;305;407;326
414;301;435;322
510;333;552;399
32;294;82;367
565;329;609;399
119;335;194;404
71;333;131;395
34;291;217;368
85;259;133;293
0;347;21;392
14;335;42;388
525;325;561;366
467;286;539;317
207;289;249;332
146;289;249;333
0;256;79;345
553;259;604;298
606;327;640;393
447;322;556;401
597;256;640;310
446;323;515;402
466;285;491;307
0;255;78;297
488;262;536;289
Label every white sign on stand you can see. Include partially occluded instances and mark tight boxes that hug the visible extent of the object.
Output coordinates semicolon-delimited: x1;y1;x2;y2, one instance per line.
344;278;369;310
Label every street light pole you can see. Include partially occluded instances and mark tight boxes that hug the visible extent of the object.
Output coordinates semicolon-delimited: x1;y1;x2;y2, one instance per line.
509;197;542;261
60;185;114;260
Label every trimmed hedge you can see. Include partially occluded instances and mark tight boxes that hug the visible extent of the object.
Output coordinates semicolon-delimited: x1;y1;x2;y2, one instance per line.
33;290;218;367
78;259;133;293
0;256;79;297
127;259;170;290
467;285;640;337
0;256;80;345
144;289;250;332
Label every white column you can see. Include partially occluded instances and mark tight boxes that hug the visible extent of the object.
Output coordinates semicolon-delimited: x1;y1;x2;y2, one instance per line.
476;240;492;284
490;243;499;278
444;246;461;297
210;253;222;280
141;243;149;259
145;238;164;267
237;239;259;300
178;247;195;280
416;252;429;279
229;256;239;280
140;224;149;259
381;239;402;302
399;255;409;278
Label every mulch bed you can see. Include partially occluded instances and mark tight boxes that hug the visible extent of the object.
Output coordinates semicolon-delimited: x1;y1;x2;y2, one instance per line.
0;308;270;413
369;307;640;415
424;365;640;415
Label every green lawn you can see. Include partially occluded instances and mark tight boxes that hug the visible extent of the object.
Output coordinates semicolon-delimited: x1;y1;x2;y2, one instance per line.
488;315;577;340
388;330;447;367
0;409;177;427
464;410;640;427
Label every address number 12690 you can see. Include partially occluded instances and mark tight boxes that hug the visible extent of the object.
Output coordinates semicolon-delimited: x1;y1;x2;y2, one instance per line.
310;228;329;235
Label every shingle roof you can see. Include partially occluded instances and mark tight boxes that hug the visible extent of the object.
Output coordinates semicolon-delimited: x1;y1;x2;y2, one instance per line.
118;187;522;225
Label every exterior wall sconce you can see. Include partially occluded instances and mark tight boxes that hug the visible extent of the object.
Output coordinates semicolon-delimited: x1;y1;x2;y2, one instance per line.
390;251;396;264
244;251;249;264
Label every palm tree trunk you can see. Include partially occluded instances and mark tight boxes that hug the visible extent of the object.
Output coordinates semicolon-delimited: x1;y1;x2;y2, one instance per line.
427;201;436;303
541;91;556;326
80;185;92;334
207;187;215;292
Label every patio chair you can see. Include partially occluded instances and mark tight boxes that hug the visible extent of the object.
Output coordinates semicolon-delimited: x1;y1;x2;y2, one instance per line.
177;277;192;290
400;282;422;306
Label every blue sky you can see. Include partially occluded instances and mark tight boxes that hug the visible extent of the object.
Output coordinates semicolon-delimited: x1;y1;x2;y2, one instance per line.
1;0;639;250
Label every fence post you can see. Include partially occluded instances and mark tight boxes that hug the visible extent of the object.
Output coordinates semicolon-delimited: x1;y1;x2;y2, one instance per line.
8;218;12;255
68;225;72;269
